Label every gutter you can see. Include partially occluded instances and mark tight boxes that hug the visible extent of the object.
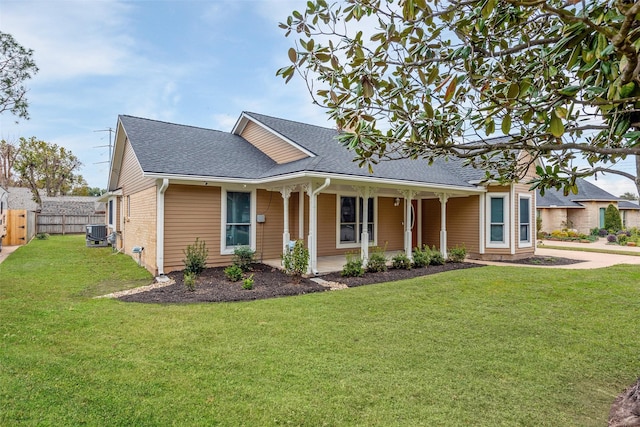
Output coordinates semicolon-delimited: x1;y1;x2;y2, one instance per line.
308;178;331;275
156;179;169;277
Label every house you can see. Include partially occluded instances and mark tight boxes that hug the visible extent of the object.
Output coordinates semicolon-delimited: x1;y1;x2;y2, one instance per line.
102;112;539;276
619;200;640;229
536;179;640;234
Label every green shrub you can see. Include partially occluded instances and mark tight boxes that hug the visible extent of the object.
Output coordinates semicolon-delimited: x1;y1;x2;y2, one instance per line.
36;233;50;240
590;227;600;236
242;274;254;290
366;246;388;273
391;253;412;270
282;240;309;277
618;234;628;245
182;238;209;275
429;246;445;266
184;271;196;292
447;245;466;263
224;264;243;282
233;246;255;272
341;252;364;277
604;204;622;232
412;246;430;268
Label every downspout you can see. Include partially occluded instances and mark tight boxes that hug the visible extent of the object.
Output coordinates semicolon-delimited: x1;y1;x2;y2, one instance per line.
156;179;169;277
308;178;331;275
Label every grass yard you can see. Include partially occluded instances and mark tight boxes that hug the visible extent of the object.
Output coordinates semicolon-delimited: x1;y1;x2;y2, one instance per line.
1;235;638;426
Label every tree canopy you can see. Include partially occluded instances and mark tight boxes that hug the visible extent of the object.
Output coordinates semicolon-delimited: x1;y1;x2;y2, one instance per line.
278;0;640;195
0;31;38;120
14;137;83;205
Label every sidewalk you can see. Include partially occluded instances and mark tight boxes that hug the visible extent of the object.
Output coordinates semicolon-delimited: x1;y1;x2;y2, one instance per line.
473;238;640;269
0;245;19;264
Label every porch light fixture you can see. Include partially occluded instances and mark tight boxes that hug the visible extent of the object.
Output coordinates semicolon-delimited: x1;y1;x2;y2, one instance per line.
394;197;400;207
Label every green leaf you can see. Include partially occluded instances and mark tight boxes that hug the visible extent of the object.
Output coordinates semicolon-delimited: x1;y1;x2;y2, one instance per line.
507;83;519;99
549;112;564;137
501;114;511;135
558;85;580;97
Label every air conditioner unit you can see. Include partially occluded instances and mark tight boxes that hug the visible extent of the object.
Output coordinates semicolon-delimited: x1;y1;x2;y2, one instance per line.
86;224;108;247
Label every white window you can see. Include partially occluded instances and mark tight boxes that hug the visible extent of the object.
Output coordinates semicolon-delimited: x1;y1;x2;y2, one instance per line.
486;193;509;248
519;195;532;247
221;189;255;254
337;195;375;248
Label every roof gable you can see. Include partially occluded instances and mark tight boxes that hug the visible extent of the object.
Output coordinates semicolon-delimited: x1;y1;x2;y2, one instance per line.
233;113;313;164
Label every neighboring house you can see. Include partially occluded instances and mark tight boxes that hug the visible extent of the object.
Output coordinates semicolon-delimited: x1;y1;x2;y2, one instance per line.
0;186;7;250
619;200;640;229
102;112;539;276
536;179;640;234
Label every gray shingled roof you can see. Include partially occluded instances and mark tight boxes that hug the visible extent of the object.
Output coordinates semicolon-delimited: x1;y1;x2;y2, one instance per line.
119;115;277;179
243;112;484;187
536;179;619;207
619;200;640;210
121;113;493;188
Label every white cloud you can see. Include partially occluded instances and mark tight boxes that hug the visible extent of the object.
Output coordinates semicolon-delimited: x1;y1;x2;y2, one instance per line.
1;0;135;82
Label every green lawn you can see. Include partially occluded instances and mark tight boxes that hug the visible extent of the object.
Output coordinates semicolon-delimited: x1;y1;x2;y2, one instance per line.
1;235;638;426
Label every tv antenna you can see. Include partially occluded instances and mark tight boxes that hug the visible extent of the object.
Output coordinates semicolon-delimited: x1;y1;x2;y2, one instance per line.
94;128;114;166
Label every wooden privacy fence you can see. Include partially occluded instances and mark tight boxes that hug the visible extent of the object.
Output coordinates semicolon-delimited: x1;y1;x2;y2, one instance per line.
2;210;37;246
37;214;105;235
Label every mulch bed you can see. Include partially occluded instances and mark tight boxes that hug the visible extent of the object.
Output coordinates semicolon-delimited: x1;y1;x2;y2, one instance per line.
118;255;585;304
118;262;483;304
490;256;584;266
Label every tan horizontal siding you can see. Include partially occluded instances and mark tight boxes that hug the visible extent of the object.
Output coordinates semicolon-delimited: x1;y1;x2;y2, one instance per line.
446;196;480;254
241;121;309;164
377;196;404;250
256;189;286;262
164;184;229;273
421;199;440;248
317;193;338;256
118;139;155;195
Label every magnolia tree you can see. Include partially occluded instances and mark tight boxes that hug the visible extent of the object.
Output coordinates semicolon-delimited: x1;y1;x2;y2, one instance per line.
278;0;640;195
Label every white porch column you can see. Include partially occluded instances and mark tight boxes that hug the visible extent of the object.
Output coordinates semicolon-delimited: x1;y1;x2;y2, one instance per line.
479;193;486;254
355;186;373;266
280;186;294;256
402;190;416;260
439;193;449;259
306;179;330;275
298;189;304;240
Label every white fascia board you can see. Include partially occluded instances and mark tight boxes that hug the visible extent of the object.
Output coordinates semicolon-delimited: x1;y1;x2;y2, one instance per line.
143;171;486;194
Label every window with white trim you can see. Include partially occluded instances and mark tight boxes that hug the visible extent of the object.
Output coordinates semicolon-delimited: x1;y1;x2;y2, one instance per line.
225;191;251;249
486;193;509;248
519;195;532;247
337;195;375;246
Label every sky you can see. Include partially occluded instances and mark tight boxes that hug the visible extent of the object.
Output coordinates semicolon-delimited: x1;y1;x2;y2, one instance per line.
1;0;638;197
